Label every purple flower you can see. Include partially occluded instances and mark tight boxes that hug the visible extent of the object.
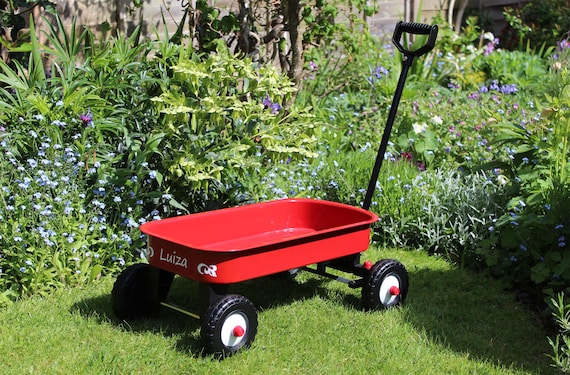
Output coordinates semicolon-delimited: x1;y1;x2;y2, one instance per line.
500;84;518;94
558;39;570;51
263;95;272;108
484;38;499;56
79;110;93;125
263;95;281;114
374;66;389;78
270;102;281;114
484;42;495;56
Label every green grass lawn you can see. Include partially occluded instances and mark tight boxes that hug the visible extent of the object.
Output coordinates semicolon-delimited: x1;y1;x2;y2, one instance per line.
0;247;556;374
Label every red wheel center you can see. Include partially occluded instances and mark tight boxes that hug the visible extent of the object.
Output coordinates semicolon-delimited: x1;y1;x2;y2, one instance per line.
233;326;245;337
389;286;400;296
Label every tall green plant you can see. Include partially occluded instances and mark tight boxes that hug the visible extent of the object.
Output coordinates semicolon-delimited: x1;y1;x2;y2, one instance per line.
548;293;570;372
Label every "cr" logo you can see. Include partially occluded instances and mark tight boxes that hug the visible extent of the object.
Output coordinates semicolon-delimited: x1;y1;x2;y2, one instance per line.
197;263;218;277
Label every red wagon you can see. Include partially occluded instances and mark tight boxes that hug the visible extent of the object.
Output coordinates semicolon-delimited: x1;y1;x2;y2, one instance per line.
111;22;438;356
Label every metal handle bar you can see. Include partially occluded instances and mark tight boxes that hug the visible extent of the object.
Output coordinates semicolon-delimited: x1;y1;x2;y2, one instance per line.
392;21;438;57
362;21;438;210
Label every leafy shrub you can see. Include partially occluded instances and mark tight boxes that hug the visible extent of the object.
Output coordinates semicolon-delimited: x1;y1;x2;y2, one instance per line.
0;0;55;63
147;42;318;212
477;82;570;294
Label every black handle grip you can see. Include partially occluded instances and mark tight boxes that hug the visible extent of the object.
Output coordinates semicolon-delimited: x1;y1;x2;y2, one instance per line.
392;21;438;57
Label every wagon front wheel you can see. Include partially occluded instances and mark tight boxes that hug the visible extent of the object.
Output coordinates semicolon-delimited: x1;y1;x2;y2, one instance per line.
362;259;409;310
201;294;258;356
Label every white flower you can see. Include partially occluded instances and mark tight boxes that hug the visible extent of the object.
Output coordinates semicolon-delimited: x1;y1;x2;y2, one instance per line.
432;116;443;125
412;122;427;134
497;175;509;186
483;32;495;42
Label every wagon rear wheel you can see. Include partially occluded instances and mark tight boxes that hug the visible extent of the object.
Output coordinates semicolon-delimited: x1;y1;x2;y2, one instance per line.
362;259;408;310
112;263;161;320
201;294;258;356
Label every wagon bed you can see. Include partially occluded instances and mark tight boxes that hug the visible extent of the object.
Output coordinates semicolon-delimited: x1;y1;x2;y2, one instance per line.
141;198;378;283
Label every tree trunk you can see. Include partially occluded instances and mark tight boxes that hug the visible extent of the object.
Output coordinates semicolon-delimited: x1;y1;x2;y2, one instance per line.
284;0;303;84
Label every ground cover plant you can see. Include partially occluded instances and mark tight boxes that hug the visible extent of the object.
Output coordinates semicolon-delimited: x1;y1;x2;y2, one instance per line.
0;5;569;373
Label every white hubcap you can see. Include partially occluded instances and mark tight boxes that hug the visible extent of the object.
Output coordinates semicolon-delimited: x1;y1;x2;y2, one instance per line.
378;274;400;306
220;311;248;348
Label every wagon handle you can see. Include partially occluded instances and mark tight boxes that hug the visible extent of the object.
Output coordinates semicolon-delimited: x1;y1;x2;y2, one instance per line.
392;21;438;57
362;21;438;211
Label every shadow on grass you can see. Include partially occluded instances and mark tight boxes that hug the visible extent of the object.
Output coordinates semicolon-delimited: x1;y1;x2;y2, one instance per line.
70;272;331;357
71;266;553;372
402;267;555;374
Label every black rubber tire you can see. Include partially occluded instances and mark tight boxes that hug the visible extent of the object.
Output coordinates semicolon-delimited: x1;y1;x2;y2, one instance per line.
201;294;258;356
111;263;160;320
361;259;409;310
275;268;301;280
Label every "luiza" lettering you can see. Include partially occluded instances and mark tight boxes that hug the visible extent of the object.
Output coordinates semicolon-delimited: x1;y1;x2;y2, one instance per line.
159;248;188;268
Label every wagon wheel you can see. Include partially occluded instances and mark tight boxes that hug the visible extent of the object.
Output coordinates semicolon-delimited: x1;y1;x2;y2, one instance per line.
361;259;409;310
275;268;301;280
201;294;258;356
111;263;163;320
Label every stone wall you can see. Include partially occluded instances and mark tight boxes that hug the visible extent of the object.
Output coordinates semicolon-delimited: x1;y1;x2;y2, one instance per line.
43;0;446;41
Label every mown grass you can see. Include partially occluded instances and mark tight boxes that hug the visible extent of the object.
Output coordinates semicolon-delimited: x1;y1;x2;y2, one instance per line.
0;247;556;374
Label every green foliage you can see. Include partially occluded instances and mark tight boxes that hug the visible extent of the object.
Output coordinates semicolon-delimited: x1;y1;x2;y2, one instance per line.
504;0;570;51
300;10;393;103
0;17;163;304
472;49;549;92
148;42;317;211
477;84;570;294
392;83;528;170
548;293;570;373
0;0;55;62
187;0;239;52
415;15;485;89
0;128;134;304
0;12;323;304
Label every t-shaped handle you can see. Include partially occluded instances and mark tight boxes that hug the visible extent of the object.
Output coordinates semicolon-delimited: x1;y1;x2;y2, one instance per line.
392;21;438;57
